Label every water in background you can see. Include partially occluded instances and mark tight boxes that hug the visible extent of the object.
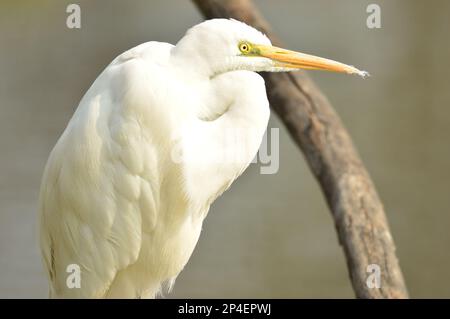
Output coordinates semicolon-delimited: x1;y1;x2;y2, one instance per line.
0;0;449;298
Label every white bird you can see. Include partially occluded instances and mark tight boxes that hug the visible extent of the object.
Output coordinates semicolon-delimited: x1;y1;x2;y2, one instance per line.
38;18;366;298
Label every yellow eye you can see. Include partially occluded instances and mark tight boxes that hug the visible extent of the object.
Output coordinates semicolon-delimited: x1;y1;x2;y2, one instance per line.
239;42;251;53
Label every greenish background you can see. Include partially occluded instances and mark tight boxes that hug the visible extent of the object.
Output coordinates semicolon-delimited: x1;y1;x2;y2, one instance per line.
0;0;449;298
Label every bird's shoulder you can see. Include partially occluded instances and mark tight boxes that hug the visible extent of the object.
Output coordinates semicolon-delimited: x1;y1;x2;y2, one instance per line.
112;41;174;67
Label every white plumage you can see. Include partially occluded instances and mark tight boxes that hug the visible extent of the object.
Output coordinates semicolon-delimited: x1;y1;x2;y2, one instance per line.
39;19;366;298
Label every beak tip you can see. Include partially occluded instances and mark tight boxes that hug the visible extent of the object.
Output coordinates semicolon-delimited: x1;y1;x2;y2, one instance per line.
357;70;370;78
349;67;370;78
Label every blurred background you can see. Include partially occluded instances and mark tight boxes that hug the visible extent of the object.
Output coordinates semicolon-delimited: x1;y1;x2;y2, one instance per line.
1;0;449;298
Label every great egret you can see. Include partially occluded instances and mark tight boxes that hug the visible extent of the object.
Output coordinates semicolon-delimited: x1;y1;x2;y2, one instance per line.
39;18;367;298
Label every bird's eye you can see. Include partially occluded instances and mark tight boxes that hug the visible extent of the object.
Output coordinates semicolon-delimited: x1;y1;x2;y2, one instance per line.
239;42;251;53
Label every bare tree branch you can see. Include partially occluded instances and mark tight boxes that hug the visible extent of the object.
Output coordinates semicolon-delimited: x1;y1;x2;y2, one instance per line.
192;0;408;298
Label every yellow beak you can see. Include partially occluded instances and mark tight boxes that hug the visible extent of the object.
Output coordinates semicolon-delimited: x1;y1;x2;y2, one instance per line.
256;44;368;77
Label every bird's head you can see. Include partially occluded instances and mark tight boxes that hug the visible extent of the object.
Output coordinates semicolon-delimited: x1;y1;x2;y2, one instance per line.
172;19;368;78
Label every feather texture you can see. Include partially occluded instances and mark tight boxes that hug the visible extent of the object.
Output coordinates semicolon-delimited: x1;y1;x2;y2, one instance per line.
39;19;270;298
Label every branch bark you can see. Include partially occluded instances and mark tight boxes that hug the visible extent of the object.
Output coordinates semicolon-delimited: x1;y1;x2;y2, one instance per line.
192;0;408;298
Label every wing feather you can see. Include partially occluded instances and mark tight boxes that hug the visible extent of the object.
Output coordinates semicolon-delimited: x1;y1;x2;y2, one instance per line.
39;42;172;298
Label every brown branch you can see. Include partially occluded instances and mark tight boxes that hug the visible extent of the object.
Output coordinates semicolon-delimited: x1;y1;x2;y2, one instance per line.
192;0;408;298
